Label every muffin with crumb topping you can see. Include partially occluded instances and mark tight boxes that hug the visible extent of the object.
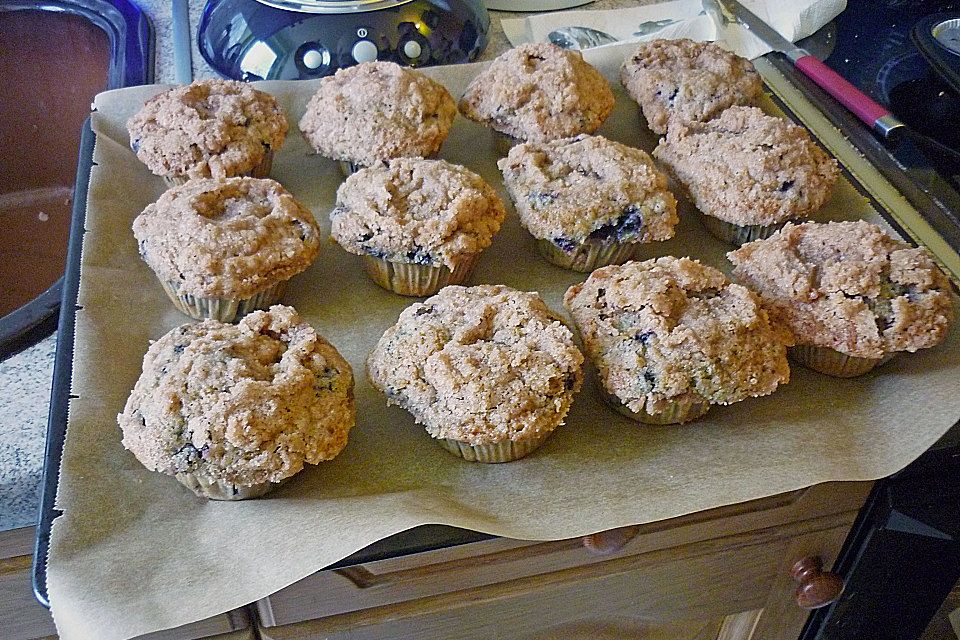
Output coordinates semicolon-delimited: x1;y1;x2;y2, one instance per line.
119;305;355;500
299;61;456;176
564;257;791;424
620;39;762;135
728;220;954;376
368;285;584;462
330;158;506;296
133;177;321;321
499;134;677;271
127;79;288;186
459;43;614;153
653;106;838;245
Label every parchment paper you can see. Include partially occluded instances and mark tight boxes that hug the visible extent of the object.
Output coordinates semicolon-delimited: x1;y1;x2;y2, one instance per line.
47;43;960;640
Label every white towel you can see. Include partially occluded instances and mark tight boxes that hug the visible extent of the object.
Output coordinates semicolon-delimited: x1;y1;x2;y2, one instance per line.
501;0;847;60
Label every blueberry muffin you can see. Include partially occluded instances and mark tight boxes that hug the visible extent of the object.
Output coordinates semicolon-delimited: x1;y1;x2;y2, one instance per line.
330;158;506;296
498;135;678;271
728;221;954;377
367;285;584;462
299;61;456;175
459;43;615;152
133;177;321;321
653;106;839;245
620;39;762;135
564;257;791;424
127;79;288;186
119;305;355;500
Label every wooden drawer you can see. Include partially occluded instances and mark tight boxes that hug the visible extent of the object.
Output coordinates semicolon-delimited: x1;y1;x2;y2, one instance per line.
0;527;253;640
257;481;871;629
257;510;858;640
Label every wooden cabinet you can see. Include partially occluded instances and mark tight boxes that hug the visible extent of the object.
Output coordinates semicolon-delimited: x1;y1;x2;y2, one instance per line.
256;481;872;640
0;527;254;640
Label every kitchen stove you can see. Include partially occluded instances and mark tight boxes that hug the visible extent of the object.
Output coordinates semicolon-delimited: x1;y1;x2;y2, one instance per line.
814;0;960;235
788;4;960;636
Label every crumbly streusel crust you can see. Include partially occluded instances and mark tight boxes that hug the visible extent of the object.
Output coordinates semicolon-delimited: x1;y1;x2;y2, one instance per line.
564;257;790;415
330;158;506;269
119;305;355;487
458;43;615;142
367;285;584;445
133;177;321;299
620;39;762;135
497;135;678;244
653;106;839;226
728;221;955;358
298;62;456;167
127;79;288;180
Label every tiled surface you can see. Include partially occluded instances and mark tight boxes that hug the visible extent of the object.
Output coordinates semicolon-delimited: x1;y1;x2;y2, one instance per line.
0;335;56;531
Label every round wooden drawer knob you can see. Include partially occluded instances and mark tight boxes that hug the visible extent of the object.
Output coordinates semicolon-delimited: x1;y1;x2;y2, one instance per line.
791;556;845;609
582;525;640;554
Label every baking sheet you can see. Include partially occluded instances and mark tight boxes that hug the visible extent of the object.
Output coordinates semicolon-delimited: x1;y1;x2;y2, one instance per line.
47;43;960;640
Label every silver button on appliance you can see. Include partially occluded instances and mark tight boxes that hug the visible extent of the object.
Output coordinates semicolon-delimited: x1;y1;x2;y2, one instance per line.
351;39;379;63
301;47;329;69
402;39;422;59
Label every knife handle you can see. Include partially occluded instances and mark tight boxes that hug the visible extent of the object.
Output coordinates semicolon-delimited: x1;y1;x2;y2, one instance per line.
794;55;902;138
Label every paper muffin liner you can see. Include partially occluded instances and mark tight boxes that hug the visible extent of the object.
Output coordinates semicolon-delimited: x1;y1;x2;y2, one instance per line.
175;472;288;500
536;238;637;273
699;212;789;247
159;149;276;188
159;279;288;322
362;253;480;297
245;148;275;178
790;345;895;378
436;429;553;463
601;388;711;425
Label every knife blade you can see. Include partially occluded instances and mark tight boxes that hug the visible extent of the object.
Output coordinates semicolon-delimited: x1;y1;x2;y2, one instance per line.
712;0;807;61
717;0;905;140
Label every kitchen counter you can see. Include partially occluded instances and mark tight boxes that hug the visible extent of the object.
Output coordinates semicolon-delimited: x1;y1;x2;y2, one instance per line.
0;0;649;533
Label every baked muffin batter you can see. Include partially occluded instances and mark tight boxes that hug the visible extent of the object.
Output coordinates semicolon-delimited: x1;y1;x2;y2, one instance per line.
564;257;790;416
498;134;677;248
728;221;954;358
459;43;614;142
620;39;762;134
653;106;838;226
299;61;456;167
133;177;321;300
367;285;584;446
119;305;355;488
331;158;506;269
127;79;287;181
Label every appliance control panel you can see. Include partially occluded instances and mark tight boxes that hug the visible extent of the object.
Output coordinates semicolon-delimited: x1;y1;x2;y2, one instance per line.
199;0;489;81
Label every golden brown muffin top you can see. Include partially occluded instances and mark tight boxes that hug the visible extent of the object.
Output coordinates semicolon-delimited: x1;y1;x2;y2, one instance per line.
653;106;838;226
298;61;456;166
127;79;288;180
564;257;790;415
497;134;677;244
620;38;762;134
119;305;355;487
133;177;321;299
459;43;614;142
728;221;954;358
367;285;584;445
330;158;506;269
